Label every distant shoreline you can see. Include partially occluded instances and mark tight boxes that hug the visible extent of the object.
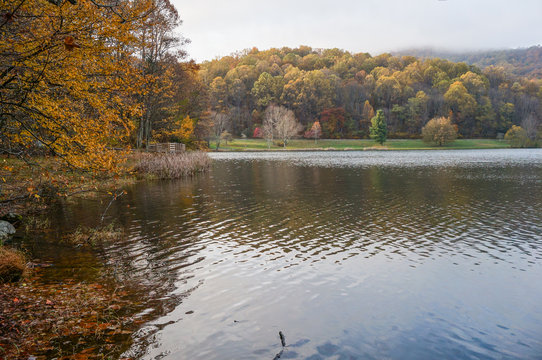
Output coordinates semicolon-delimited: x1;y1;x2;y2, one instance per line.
210;139;512;152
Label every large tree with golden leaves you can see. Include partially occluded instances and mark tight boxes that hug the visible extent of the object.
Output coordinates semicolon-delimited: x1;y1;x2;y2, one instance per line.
0;0;168;171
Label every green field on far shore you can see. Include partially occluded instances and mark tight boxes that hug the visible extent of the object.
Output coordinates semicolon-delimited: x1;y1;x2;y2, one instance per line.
211;138;511;151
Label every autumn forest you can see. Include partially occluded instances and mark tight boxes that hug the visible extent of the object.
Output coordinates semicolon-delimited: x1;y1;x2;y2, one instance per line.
2;0;542;173
200;46;542;143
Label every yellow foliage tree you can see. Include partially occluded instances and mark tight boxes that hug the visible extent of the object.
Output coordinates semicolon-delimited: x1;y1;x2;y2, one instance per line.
163;115;195;143
0;0;153;172
504;125;530;148
422;117;458;146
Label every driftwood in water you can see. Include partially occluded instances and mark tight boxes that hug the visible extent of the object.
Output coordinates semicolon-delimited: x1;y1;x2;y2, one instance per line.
273;331;286;359
279;331;286;347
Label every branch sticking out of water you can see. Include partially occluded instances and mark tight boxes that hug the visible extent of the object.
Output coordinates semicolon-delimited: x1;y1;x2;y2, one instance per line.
279;331;286;347
273;331;286;359
100;189;125;224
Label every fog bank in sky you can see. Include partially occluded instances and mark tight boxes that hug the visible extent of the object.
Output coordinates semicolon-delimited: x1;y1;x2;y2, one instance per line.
174;0;541;62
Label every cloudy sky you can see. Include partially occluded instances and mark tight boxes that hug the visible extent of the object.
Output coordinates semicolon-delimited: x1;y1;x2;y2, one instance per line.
173;0;542;62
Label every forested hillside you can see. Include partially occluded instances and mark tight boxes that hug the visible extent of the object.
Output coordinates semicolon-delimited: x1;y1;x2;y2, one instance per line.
394;46;542;79
199;46;542;140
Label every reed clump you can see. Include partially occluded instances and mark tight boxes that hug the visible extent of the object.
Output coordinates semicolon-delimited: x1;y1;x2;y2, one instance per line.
134;151;211;179
66;223;123;247
0;246;27;283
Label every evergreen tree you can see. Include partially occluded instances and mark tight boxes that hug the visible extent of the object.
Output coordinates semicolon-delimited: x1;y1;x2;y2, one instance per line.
370;110;388;145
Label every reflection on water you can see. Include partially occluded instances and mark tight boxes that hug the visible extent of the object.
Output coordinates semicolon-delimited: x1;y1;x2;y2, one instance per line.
33;150;542;359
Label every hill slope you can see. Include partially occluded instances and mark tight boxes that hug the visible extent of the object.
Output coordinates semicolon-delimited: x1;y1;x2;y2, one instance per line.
199;46;542;140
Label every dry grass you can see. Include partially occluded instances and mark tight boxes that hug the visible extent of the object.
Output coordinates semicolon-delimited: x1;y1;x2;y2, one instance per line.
133;151;211;179
66;223;123;247
23;215;51;232
0;247;27;283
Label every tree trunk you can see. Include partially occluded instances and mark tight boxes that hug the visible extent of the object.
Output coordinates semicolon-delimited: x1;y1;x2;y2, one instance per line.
137;117;145;148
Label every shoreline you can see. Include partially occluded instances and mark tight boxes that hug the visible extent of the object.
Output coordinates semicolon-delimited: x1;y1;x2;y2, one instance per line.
209;139;514;152
210;146;514;152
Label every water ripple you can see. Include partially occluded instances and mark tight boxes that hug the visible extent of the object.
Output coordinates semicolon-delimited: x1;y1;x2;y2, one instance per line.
43;150;542;359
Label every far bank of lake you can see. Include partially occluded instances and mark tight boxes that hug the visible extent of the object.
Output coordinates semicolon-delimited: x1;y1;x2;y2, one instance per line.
211;138;512;151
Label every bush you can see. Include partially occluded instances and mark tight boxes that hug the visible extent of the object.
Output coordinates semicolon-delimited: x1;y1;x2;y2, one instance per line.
0;246;26;283
422;117;457;146
504;125;531;148
134;152;211;179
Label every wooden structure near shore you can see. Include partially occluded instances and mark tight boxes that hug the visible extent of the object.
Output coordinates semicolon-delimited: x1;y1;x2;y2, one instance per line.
147;143;186;153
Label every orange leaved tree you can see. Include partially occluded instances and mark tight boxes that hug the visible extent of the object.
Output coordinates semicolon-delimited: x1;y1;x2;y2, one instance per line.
0;0;153;171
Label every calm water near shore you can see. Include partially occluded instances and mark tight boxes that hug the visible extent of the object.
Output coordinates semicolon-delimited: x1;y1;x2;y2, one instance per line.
28;149;542;359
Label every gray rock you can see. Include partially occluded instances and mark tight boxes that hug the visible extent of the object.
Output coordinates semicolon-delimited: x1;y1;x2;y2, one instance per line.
0;220;16;239
0;213;22;227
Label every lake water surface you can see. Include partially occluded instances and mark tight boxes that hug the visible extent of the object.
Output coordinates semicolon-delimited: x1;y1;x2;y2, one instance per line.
32;150;542;359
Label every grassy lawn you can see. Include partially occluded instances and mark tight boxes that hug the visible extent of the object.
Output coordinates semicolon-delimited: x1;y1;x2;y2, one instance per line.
211;138;511;151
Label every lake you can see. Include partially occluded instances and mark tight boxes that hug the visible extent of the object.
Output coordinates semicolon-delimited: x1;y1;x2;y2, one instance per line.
29;149;542;359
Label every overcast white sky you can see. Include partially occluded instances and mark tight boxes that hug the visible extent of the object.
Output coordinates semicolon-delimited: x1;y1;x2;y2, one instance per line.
172;0;542;62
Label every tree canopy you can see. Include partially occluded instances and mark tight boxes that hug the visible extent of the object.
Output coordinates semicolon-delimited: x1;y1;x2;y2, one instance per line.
1;0;197;171
422;117;458;146
198;46;542;140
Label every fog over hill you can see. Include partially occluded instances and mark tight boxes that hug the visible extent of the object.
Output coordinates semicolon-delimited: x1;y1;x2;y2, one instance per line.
392;46;542;79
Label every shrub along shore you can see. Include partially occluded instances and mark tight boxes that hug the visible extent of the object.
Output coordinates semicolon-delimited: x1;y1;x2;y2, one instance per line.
210;138;512;151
